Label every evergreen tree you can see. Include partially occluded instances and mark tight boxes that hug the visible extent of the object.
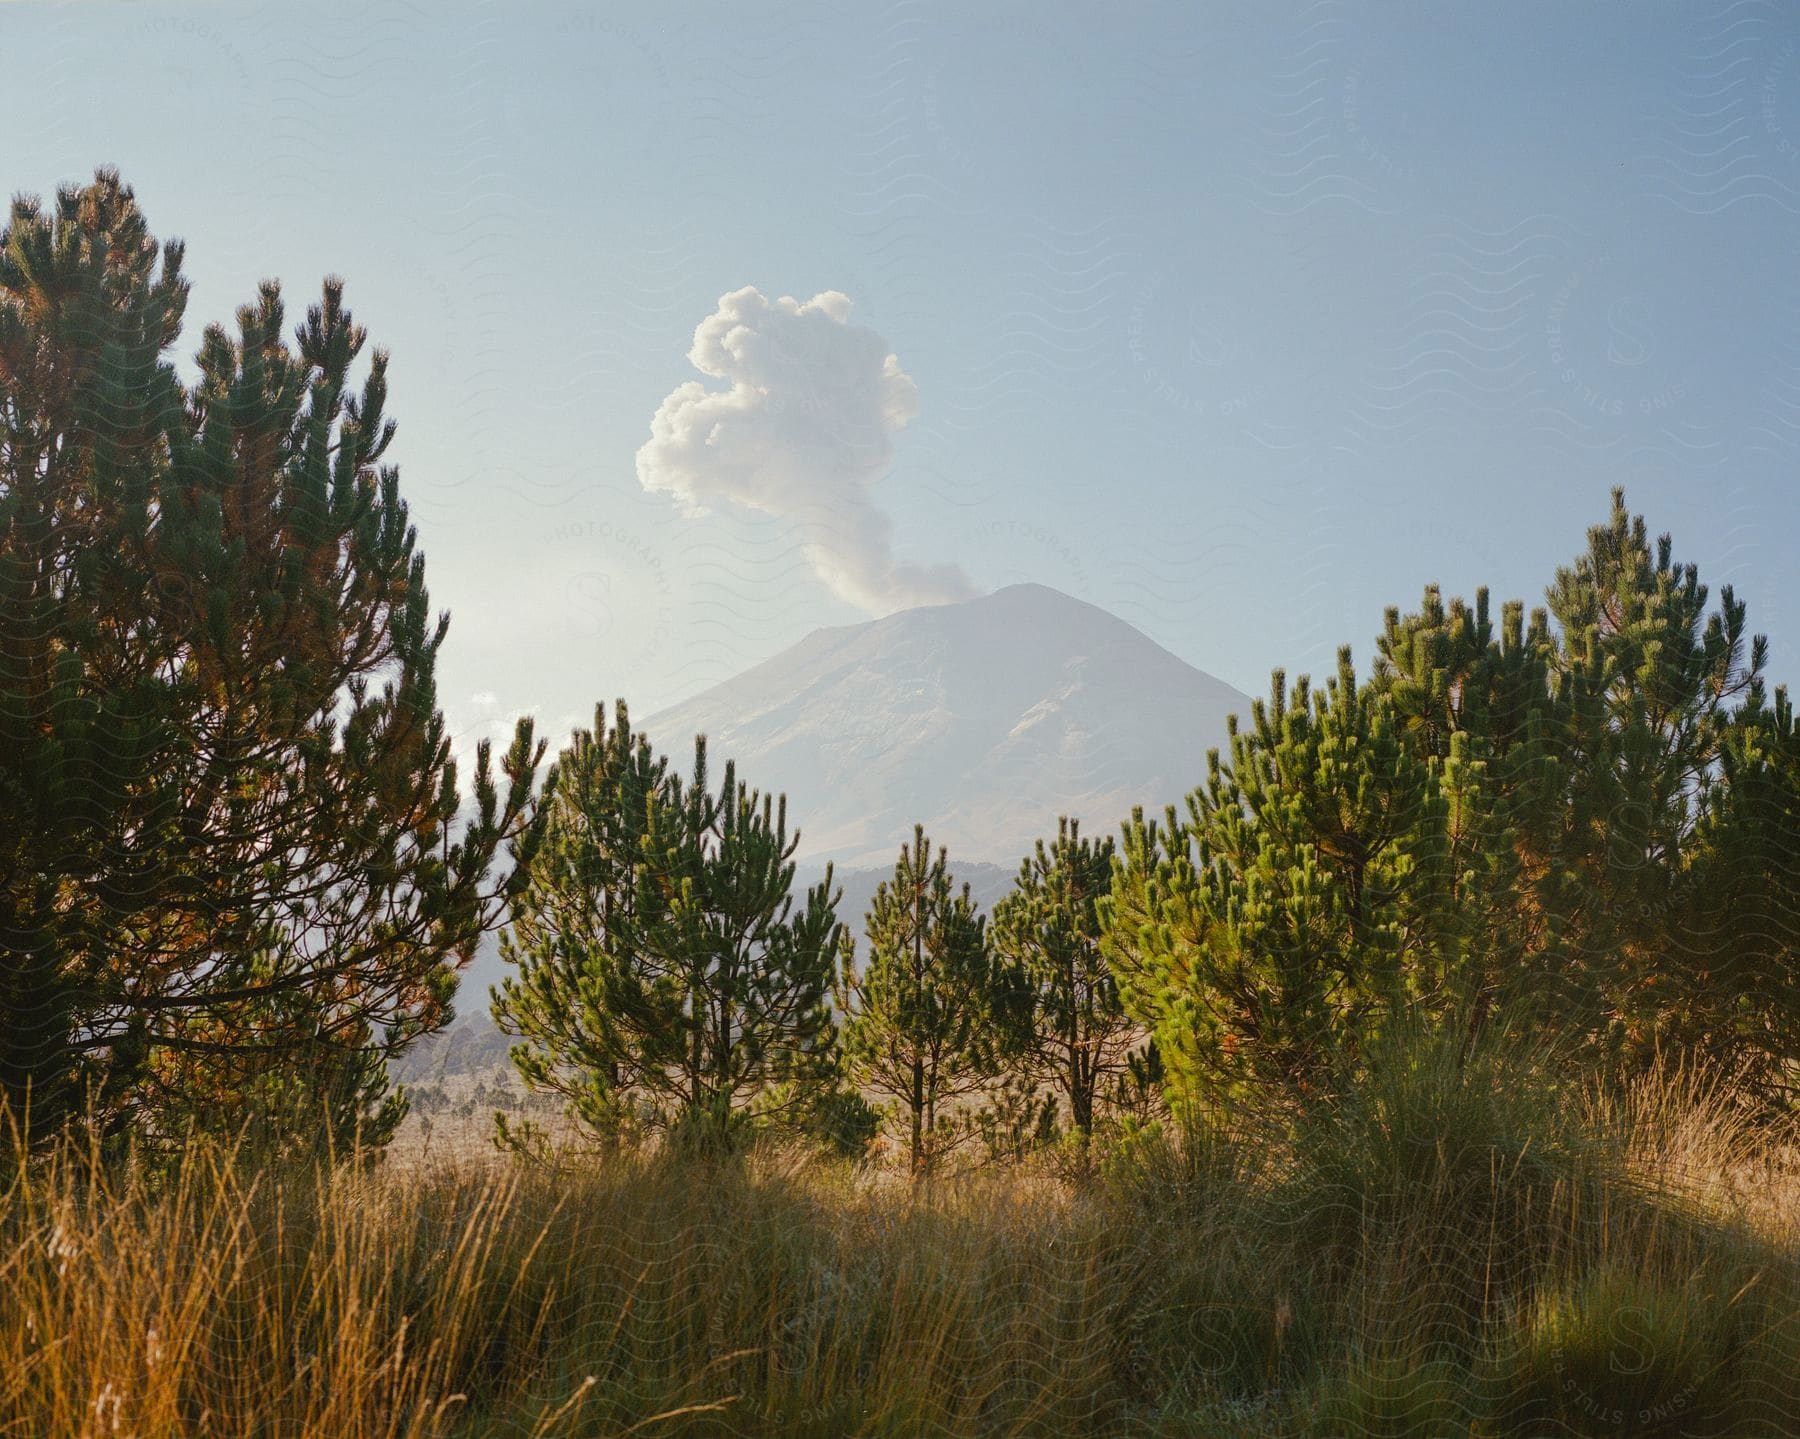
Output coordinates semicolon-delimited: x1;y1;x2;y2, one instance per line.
1538;491;1766;1070
0;171;542;1147
1681;682;1800;1096
1106;651;1453;1111
1371;584;1557;1051
492;702;667;1139
234;1017;410;1159
840;826;1012;1174
990;817;1131;1143
495;707;845;1145
633;735;844;1144
1372;491;1776;1075
1105;491;1797;1116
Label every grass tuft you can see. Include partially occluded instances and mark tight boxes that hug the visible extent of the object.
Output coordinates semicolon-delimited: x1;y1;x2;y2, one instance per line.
2;1043;1795;1437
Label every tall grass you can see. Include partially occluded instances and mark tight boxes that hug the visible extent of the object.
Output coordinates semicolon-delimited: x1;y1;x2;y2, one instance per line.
2;1040;1796;1437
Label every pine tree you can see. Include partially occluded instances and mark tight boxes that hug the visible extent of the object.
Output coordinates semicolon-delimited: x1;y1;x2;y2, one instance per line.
1539;490;1765;1070
840;825;1012;1174
990;817;1131;1144
494;707;845;1146
1371;491;1777;1076
0;172;542;1147
1105;651;1452;1111
492;702;668;1138
1372;585;1554;1047
1682;682;1800;1095
633;736;844;1144
1105;490;1797;1116
235;1017;410;1159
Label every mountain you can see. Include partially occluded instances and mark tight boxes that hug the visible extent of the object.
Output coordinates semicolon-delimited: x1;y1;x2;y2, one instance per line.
432;585;1248;1074
645;583;1250;871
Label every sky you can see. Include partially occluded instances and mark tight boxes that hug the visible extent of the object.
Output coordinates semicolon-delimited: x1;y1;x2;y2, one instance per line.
9;1;1800;766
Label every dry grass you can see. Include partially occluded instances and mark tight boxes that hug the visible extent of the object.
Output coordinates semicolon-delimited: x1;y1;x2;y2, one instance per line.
2;1052;1798;1437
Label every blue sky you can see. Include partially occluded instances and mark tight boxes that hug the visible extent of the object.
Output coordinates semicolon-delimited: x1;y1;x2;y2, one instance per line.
11;1;1800;761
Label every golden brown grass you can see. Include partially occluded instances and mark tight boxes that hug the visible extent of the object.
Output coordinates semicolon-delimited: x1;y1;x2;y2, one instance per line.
2;1051;1797;1437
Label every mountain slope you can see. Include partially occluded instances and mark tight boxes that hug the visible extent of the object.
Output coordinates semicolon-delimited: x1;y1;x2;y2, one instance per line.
645;584;1250;869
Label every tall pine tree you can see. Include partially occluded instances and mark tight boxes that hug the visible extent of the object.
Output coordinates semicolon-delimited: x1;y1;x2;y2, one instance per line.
491;702;668;1139
1106;491;1797;1115
1371;492;1777;1077
840;825;1013;1174
1539;491;1766;1071
0;172;542;1147
1681;681;1800;1098
1106;650;1451;1111
990;818;1132;1144
495;708;845;1145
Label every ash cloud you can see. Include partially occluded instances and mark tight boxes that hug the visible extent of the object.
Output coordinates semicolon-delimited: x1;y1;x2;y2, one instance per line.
636;287;974;614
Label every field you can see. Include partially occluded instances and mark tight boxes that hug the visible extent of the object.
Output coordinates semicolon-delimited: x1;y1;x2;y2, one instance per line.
5;1042;1798;1438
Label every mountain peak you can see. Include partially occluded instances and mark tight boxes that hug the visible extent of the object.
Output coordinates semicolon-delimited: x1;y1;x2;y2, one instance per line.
646;589;1248;868
912;580;1093;613
988;580;1075;600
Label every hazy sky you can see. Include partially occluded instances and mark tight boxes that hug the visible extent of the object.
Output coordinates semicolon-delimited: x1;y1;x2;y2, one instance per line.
11;2;1800;764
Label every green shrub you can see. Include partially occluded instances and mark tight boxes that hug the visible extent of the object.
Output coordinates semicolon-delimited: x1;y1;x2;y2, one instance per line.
798;1083;882;1159
1483;1260;1748;1436
1279;1014;1609;1315
1097;1113;1260;1224
1311;1350;1472;1438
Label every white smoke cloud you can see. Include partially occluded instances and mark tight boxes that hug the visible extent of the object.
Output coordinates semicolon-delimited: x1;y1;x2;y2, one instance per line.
636;287;975;614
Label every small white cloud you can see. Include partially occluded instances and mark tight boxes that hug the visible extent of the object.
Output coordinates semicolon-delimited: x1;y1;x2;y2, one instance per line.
636;287;974;615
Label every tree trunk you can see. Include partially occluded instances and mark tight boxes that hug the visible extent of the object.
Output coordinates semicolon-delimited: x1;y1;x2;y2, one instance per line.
910;1053;924;1177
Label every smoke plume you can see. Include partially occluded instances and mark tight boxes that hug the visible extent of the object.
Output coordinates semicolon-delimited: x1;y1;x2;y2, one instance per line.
636;287;974;614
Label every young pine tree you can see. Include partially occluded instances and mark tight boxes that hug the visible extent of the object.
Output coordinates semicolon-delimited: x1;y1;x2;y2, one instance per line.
491;703;668;1139
635;739;845;1146
1105;651;1453;1114
0;172;542;1149
840;826;1014;1174
1371;584;1552;1052
990;818;1132;1145
495;708;845;1147
1539;489;1768;1072
1681;681;1800;1095
1107;491;1797;1116
1371;491;1782;1079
